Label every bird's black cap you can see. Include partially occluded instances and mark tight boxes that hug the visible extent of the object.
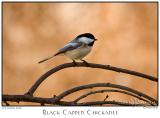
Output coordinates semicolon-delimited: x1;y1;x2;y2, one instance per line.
76;33;95;39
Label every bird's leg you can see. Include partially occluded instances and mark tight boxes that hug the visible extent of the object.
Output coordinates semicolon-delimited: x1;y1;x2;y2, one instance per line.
80;59;89;66
72;59;77;65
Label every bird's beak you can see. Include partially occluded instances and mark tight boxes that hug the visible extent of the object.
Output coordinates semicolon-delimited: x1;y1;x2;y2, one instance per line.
95;38;98;41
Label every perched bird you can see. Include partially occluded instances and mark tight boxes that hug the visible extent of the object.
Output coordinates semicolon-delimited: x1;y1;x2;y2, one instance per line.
38;33;97;64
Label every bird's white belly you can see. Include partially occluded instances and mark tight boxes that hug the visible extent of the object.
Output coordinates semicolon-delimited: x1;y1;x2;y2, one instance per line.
65;46;91;60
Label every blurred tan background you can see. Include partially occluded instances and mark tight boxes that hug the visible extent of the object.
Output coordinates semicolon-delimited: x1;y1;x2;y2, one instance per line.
3;2;157;105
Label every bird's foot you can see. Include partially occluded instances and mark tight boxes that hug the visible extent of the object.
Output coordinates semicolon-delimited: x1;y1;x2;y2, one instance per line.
81;59;89;66
72;60;77;65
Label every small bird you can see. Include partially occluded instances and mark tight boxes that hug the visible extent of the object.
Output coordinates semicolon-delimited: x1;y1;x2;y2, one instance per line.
38;33;97;64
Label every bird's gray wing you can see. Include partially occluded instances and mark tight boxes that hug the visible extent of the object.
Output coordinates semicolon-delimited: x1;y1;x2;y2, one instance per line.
54;42;82;56
39;42;83;63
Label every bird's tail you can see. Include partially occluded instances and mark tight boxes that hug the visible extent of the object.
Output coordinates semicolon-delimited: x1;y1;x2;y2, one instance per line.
38;55;55;64
38;52;61;64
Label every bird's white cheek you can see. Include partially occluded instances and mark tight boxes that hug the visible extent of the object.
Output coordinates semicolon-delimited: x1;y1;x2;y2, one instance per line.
79;37;93;44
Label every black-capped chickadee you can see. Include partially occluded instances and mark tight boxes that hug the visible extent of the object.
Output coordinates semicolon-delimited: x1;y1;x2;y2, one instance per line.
38;33;97;64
